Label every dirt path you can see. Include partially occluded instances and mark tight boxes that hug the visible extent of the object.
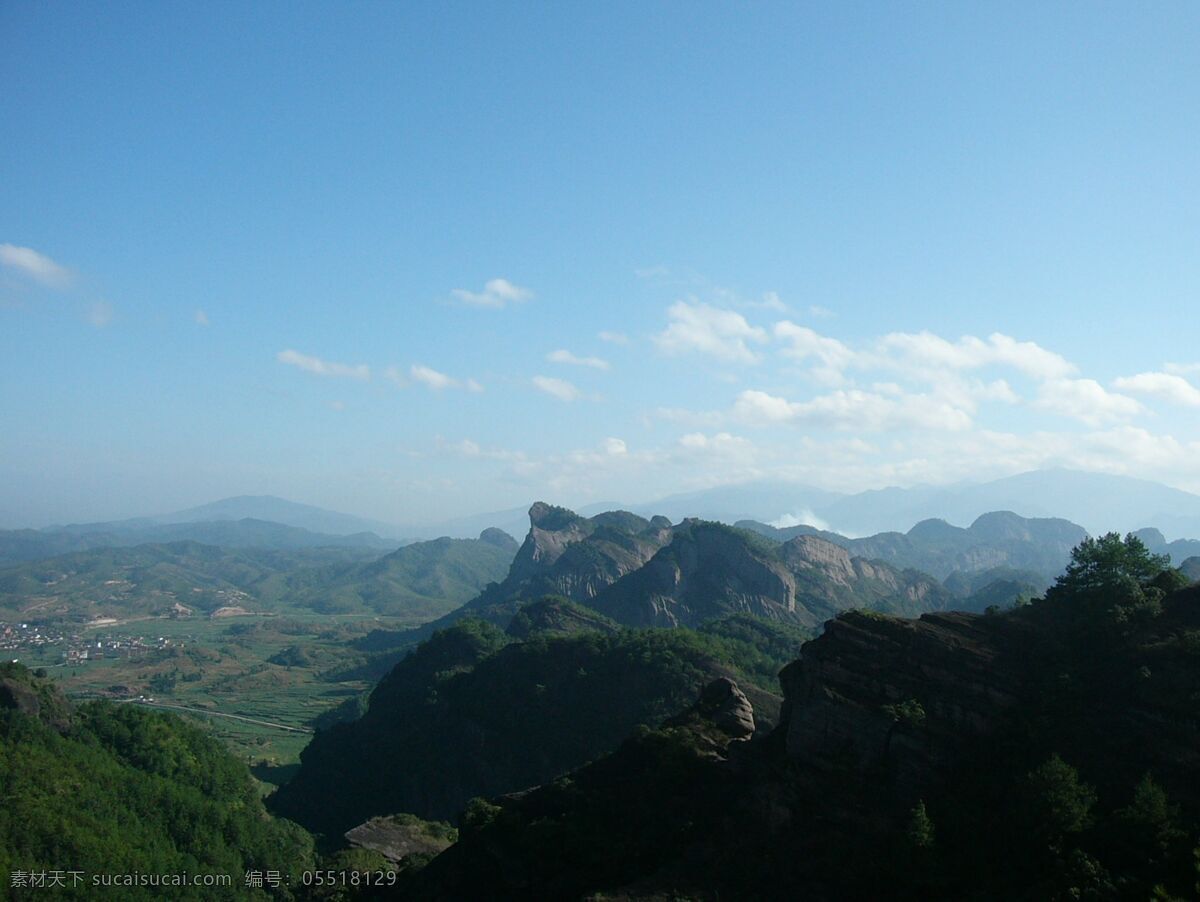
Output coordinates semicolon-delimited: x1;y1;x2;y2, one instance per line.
126;699;314;733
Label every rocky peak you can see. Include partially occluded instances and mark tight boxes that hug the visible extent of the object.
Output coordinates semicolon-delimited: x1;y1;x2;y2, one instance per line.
907;518;965;544
695;677;756;738
506;503;595;583
478;527;519;552
1132;526;1168;547
528;502;585;532
483;504;675;609
779;534;855;581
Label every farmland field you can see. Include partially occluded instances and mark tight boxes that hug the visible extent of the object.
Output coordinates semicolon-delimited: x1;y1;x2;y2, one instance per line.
20;613;410;782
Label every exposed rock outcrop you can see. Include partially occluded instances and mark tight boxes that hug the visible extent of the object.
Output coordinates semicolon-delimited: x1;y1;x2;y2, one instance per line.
694;677;755;739
0;677;40;717
344;815;455;865
779;609;1024;790
592;520;953;628
476;503;674;609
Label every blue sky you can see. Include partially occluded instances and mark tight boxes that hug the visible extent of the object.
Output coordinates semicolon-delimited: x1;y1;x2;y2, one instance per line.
2;2;1199;527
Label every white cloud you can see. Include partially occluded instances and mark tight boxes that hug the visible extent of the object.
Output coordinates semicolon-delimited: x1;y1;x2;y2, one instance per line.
748;291;788;312
532;375;581;402
0;243;72;288
677;431;753;453
774;321;857;384
1164;361;1200;376
770;325;1076;391
808;305;834;319
1114;371;1200;407
734;387;974;432
603;437;627;456
87;301;114;328
598;331;630;346
770;508;832;531
451;278;533;309
277;349;370;380
548;349;609;370
194;309;209;326
1034;378;1142;425
877;331;1076;380
411;364;457;390
445;438;528;463
402;365;481;391
654;301;768;363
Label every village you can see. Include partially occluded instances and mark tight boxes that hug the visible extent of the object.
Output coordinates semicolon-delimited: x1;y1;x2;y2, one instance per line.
1;620;181;666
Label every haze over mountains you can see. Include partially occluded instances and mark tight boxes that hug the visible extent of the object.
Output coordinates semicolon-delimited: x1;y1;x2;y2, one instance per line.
12;470;1200;556
9;468;1200;626
422;469;1200;543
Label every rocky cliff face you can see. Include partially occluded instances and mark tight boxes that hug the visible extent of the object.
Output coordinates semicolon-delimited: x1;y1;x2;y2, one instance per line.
592;521;954;629
592;520;798;627
778;610;1024;791
483;503;673;607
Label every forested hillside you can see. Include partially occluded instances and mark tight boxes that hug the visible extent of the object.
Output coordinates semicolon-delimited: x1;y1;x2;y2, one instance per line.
0;663;314;899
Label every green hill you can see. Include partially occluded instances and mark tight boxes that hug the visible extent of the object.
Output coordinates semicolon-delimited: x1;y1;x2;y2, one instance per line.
0;531;516;622
0;663;314;899
267;613;807;840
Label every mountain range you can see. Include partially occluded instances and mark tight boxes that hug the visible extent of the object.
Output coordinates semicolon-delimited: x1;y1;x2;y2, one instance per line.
418;468;1200;542
397;568;1200;900
0;530;517;622
355;502;1115;660
14;469;1200;554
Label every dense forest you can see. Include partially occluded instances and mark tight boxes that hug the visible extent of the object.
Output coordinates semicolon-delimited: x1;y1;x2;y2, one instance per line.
0;664;315;899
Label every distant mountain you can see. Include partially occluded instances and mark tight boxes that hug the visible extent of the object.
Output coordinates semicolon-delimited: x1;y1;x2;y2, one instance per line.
1181;556;1200;582
410;505;536;542
280;530;518;618
579;469;1200;540
0;518;398;566
0;531;517;623
818;469;1200;539
585;480;845;529
1131;528;1200;566
152;495;406;538
738;509;1087;583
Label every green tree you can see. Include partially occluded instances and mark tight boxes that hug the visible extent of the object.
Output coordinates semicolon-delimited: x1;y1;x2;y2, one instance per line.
1050;532;1167;595
1045;532;1171;626
1113;772;1186;879
906;799;936;850
1024;754;1097;847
